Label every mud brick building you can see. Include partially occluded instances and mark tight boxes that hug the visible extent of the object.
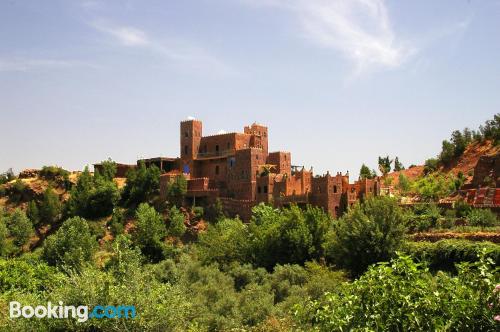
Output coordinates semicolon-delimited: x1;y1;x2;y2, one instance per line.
154;119;380;220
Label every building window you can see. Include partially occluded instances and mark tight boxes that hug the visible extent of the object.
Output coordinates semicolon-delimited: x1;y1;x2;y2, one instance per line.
184;145;188;155
258;186;261;194
256;155;259;160
264;186;268;193
215;145;219;152
215;165;219;175
184;131;188;138
227;142;230;149
333;185;337;193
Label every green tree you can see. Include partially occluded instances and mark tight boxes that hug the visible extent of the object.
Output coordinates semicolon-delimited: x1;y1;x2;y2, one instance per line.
451;130;467;157
26;200;40;225
95;158;117;182
359;164;376;179
439;140;455;166
168;206;186;238
325;196;406;276
8;209;33;246
0;217;9;256
198;218;250;266
42;216;97;270
39;186;61;224
132;203;166;261
423;158;439;174
122;161;160;206
378;156;392;177
393;157;404;171
66;166;119;219
166;175;187;206
398;173;411;194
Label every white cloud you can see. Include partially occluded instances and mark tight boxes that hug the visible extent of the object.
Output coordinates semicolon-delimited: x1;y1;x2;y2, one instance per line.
241;0;415;75
92;22;149;46
0;58;96;72
90;20;237;76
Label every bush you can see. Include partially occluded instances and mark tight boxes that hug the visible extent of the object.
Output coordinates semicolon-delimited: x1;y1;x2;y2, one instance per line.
39;166;69;180
297;253;499;331
132;203;166;262
66;167;119;219
108;208;125;237
467;209;498;228
165;175;187;206
406;203;442;232
325;196;406;276
7;209;33;246
39;186;61;224
167;206;186;238
42;217;97;270
122;161;160;207
192;206;204;220
198;218;250;266
404;239;500;272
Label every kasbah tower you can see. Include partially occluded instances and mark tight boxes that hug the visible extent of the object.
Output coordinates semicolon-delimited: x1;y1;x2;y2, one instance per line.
151;118;381;221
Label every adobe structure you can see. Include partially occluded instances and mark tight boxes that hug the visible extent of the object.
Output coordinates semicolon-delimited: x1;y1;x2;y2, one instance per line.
151;119;380;220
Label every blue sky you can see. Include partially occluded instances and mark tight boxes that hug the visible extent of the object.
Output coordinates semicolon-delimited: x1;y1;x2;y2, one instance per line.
1;0;499;179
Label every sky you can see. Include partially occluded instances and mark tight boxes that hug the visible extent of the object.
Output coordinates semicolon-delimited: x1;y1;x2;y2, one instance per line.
1;0;499;179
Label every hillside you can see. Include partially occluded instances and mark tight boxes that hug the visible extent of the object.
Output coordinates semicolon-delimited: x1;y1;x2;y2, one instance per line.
386;139;499;187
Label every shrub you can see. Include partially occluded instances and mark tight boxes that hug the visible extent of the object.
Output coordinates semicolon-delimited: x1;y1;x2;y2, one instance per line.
297;253;499;331
132;203;166;262
192;206;204;220
404;239;500;272
165;175;187;206
198;218;250;266
122;161;160;207
26;200;40;225
167;206;186;238
39;166;69;180
467;209;498;228
39;186;61;224
325;196;406;276
7;209;33;246
66;167;119;219
42;217;97;270
94;158;116;181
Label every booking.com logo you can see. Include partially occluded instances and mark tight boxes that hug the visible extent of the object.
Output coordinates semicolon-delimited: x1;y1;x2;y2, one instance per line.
9;301;136;322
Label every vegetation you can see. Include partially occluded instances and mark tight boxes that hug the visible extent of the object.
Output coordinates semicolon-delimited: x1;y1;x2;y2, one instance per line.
378;155;392;177
359;163;377;179
298;252;499;331
325;196;406;276
165;174;187;206
1;155;499;330
66;166;120;219
42;216;97;271
122;161;160;206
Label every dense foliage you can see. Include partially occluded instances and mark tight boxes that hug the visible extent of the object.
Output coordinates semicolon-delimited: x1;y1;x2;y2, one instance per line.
298;252;499;331
122;161;160;207
324;196;406;276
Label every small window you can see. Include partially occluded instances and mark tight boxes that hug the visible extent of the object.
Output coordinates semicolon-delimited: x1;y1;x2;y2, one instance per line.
215;165;219;175
258;186;261;194
333;185;337;193
256;155;259;160
264;186;268;193
184;131;189;138
227;142;230;149
215;145;219;152
184;145;188;155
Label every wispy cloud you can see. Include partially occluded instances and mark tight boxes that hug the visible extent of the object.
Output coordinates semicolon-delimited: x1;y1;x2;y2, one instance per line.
90;20;237;77
241;0;415;75
0;58;97;72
